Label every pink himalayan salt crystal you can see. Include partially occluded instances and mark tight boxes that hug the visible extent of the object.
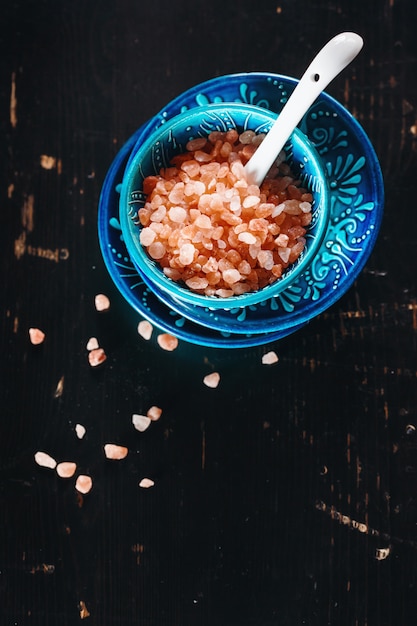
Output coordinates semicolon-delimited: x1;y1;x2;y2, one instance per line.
185;276;208;290
203;372;220;388
238;232;257;245
168;206;187;223
94;293;110;312
222;268;241;285
140;227;156;246
34;451;56;469
278;247;291;264
29;327;45;345
56;462;77;478
139;130;312;297
86;336;99;351
75;423;86;439
132;413;151;432
257;250;274;270
147;405;162;421
148;241;166;260
179;242;196;266
262;351;279;365
139;478;155;489
75;474;93;494
88;347;107;367
104;443;128;460
157;334;178;351
275;233;289;247
137;319;153;340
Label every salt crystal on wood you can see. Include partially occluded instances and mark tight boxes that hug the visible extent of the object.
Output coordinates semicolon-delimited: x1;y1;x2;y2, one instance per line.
262;351;279;365
203;372;220;388
137;320;153;340
147;406;162;421
157;334;178;351
139;478;155;489
29;328;45;345
94;293;110;312
34;451;57;469
75;475;93;494
56;462;77;478
88;348;107;367
75;424;86;439
86;337;99;351
132;414;151;432
104;443;128;460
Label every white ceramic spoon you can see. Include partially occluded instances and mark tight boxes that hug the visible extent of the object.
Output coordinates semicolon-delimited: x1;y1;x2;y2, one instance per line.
244;32;363;187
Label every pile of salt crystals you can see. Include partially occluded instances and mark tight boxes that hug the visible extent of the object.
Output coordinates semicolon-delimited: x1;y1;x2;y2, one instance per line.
138;128;313;298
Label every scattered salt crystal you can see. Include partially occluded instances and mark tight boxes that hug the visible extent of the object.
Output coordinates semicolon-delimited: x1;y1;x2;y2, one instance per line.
104;443;128;460
34;451;56;469
75;423;86;439
203;372;220;388
94;293;110;312
137;319;153;340
139;478;155;489
147;405;162;421
157;334;179;351
56;462;77;478
86;337;99;351
132;414;151;432
262;351;279;365
75;475;93;494
29;328;45;345
375;547;390;560
88;347;107;367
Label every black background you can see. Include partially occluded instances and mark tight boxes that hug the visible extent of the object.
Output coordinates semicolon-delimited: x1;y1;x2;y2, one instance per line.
1;0;417;624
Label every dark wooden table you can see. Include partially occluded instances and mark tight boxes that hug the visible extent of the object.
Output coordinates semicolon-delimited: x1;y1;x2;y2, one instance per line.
1;1;417;624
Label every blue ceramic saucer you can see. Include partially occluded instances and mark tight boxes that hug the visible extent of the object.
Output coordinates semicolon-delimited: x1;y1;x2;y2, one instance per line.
98;72;384;347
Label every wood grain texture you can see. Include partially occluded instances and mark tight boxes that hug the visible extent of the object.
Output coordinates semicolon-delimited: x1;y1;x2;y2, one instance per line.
1;0;417;624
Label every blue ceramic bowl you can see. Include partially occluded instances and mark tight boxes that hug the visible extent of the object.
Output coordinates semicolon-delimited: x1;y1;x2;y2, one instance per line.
98;72;384;348
119;102;330;311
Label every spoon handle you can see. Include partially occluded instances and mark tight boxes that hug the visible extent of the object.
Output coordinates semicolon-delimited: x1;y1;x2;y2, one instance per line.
244;32;363;186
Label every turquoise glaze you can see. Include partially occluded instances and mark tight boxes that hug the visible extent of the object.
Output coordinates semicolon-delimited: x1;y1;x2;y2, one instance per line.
98;72;384;348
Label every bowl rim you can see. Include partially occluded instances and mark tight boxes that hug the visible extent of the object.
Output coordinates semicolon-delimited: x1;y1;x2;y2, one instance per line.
119;101;330;310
